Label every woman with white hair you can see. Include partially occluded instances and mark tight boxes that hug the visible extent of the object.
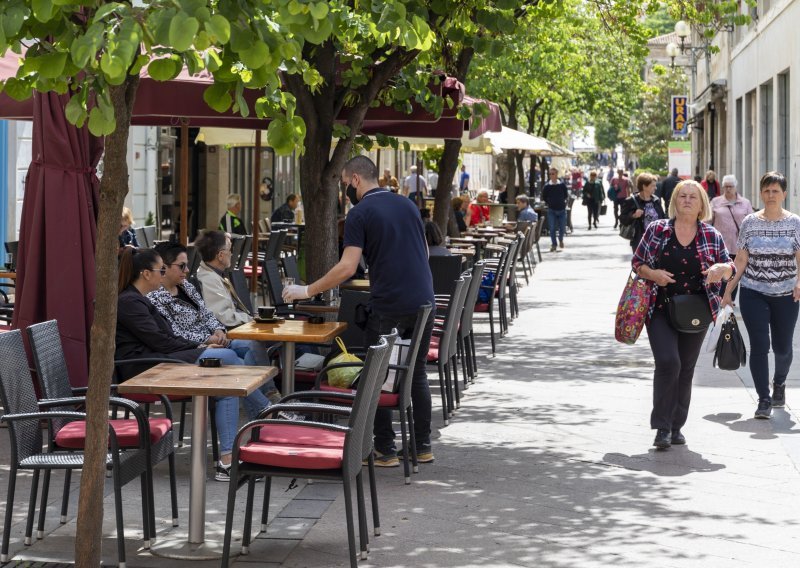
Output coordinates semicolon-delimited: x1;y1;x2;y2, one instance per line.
711;175;753;296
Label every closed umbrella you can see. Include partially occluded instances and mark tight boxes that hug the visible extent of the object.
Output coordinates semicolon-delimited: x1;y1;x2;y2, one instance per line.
12;91;103;386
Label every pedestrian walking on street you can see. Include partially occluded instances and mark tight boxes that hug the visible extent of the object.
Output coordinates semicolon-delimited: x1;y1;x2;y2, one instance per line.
582;170;604;229
721;171;800;419
543;167;569;251
619;172;666;251
632;180;734;449
701;170;721;200
611;168;631;229
710;174;753;301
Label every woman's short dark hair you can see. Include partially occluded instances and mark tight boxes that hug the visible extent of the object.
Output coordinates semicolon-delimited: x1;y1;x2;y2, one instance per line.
194;230;228;262
424;221;444;247
153;242;187;266
451;196;464;210
760;170;787;192
118;247;161;293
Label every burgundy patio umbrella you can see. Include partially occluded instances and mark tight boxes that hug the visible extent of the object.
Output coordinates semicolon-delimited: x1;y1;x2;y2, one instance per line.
11;91;103;386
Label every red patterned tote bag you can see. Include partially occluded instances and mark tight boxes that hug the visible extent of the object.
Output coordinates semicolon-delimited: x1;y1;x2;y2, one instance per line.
615;272;652;345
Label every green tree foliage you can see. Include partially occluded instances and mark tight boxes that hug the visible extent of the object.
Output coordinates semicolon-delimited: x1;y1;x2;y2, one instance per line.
622;65;688;174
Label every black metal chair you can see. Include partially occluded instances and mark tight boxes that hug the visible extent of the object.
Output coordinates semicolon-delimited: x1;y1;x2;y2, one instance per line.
427;276;467;424
143;225;157;248
314;304;433;484
134;227;147;247
230;235;247;270
186;245;201;277
27;320;180;543
474;246;508;356
221;333;395;568
0;329;145;567
281;254;303;284
263;259;312;319
458;261;486;386
429;255;463;296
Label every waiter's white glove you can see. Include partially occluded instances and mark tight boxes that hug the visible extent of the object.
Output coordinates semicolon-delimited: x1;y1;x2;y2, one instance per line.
282;285;310;302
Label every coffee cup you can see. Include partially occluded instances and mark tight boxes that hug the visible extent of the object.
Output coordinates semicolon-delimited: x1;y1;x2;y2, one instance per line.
199;358;222;368
258;306;276;319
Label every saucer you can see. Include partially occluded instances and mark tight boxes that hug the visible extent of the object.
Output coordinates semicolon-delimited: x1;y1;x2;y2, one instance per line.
254;316;284;324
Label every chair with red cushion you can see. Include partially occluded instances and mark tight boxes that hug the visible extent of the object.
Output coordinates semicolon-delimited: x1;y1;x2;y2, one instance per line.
221;333;395;568
0;329;143;567
27;320;178;545
457;261;486;387
311;304;433;484
428;276;468;424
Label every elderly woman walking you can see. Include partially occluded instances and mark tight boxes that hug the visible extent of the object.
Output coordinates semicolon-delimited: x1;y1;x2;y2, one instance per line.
711;175;753;300
722;171;800;419
632;180;735;449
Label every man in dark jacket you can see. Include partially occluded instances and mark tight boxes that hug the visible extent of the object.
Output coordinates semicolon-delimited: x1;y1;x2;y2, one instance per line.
657;168;681;210
582;171;604;229
542;167;569;251
270;194;299;224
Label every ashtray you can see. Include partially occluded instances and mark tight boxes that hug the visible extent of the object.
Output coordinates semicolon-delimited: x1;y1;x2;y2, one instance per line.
308;315;325;325
199;358;222;368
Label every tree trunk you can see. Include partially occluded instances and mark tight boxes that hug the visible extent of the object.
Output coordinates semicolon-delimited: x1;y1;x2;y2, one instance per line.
433;46;474;235
434;138;461;234
75;76;139;568
298;122;340;282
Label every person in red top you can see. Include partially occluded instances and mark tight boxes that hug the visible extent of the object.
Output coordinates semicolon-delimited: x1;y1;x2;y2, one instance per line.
611;169;631;229
701;170;720;199
469;190;491;225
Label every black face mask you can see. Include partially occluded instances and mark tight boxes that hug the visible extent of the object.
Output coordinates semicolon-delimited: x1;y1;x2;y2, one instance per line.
346;184;359;206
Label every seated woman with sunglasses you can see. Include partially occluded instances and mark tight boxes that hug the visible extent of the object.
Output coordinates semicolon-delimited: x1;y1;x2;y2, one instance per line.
148;242;274;369
116;247;271;481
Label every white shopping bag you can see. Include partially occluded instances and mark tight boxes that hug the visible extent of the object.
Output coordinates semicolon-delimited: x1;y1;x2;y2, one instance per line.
382;339;410;393
705;305;733;353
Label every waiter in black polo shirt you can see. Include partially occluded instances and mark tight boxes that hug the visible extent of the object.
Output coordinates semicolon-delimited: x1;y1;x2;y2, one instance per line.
282;155;436;467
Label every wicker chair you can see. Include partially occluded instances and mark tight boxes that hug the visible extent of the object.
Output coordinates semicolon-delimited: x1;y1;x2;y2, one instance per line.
0;329;146;567
27;320;179;543
221;332;395;568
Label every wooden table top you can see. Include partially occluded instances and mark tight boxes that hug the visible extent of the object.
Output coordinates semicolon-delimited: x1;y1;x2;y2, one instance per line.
118;363;278;397
0;271;17;279
227;319;347;343
340;279;370;291
451;237;488;244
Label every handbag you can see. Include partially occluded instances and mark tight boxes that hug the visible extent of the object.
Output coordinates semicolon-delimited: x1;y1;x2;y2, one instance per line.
614;272;653;345
600;204;608;216
713;312;747;370
618;195;639;240
665;293;712;334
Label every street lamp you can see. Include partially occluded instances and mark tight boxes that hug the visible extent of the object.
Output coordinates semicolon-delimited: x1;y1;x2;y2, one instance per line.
665;41;681;68
674;20;691;52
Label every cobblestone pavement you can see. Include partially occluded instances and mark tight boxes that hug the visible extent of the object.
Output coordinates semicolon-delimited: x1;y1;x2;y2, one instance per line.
3;217;800;567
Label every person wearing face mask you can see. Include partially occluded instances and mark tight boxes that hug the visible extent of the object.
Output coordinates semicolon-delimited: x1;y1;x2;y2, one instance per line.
283;155;436;467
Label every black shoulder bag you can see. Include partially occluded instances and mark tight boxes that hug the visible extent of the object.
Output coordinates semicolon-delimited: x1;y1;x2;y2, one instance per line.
659;227;713;334
713;313;747;370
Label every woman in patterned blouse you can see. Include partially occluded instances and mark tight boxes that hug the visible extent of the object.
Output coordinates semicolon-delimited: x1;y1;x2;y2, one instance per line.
722;171;800;419
632;180;734;450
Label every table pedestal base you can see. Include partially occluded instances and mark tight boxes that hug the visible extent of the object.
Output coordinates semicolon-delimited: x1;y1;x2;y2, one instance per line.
149;536;235;560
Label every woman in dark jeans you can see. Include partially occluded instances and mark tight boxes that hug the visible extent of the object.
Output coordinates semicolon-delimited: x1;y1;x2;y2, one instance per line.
620;172;666;251
722;171;800;419
632;180;734;449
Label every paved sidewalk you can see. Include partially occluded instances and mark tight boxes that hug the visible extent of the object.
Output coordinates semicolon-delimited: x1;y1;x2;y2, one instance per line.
4;219;800;567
